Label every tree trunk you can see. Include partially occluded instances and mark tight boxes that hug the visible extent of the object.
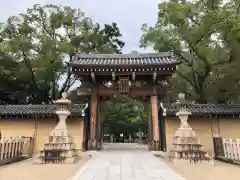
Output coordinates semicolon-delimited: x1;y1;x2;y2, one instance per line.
196;90;207;104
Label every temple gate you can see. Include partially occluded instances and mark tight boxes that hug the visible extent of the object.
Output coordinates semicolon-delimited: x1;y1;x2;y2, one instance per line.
69;52;179;151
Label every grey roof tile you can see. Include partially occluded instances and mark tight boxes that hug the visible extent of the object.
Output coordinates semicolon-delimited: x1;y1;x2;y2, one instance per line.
70;52;179;66
164;104;240;116
0;104;88;116
0;104;239;117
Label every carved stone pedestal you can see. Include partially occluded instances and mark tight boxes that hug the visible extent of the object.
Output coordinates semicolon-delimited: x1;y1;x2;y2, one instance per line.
169;94;211;164
169;135;211;164
38;131;77;164
37;93;78;164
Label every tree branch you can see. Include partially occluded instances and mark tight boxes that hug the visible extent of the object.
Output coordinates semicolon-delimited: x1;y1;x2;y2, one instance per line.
176;71;194;87
21;51;40;91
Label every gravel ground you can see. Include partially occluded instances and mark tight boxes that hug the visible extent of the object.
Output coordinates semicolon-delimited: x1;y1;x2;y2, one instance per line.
0;153;90;180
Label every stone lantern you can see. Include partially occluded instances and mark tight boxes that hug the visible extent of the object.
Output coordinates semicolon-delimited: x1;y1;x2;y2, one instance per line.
174;93;194;137
38;92;77;164
50;92;71;137
169;93;211;164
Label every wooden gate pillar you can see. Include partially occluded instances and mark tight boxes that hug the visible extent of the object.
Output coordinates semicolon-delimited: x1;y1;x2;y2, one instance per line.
150;95;160;150
96;98;102;150
88;89;98;150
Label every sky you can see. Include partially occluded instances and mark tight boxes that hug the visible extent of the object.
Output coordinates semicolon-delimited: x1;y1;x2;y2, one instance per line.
0;0;160;53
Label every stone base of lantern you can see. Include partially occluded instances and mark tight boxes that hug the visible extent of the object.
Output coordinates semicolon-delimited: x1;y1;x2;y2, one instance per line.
37;129;78;164
169;127;211;164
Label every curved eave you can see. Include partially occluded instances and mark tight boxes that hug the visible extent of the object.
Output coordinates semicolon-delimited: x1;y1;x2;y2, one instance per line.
68;61;181;68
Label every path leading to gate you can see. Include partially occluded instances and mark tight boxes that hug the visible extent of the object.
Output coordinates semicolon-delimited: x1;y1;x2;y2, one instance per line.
102;143;149;151
72;145;185;180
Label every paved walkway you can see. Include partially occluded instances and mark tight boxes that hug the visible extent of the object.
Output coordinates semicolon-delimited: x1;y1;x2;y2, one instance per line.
102;143;149;151
72;151;186;180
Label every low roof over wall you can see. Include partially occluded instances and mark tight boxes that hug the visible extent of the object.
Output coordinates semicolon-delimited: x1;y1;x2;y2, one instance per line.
0;104;88;118
165;103;240;117
0;103;239;119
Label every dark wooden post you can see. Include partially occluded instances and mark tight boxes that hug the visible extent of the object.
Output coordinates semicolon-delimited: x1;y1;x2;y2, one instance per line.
88;89;98;150
158;104;167;152
96;97;102;150
82;105;90;151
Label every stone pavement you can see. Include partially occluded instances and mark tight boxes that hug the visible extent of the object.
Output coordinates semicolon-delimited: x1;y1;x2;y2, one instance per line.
72;151;186;180
102;143;149;151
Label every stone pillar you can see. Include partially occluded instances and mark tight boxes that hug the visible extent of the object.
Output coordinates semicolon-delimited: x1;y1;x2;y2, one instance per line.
169;93;211;164
37;93;77;164
150;95;160;150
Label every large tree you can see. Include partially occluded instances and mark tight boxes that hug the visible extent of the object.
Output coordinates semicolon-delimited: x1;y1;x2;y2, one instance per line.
0;4;124;104
140;0;239;103
206;58;240;103
205;1;240;103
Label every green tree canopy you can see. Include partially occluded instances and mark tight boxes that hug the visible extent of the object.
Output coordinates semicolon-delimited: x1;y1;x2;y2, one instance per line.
0;4;124;104
140;0;240;103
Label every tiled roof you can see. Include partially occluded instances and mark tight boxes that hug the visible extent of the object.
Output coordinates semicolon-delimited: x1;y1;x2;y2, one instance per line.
165;104;240;116
0;104;88;117
0;103;240;117
70;52;179;66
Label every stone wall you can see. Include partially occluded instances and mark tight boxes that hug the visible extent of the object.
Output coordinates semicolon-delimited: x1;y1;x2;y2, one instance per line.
0;117;84;153
166;117;240;154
